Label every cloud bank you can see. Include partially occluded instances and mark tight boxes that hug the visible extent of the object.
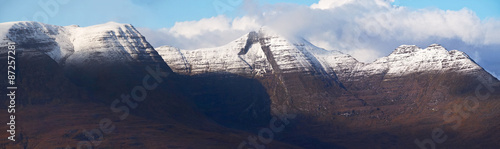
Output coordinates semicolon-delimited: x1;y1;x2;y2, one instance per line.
138;0;500;76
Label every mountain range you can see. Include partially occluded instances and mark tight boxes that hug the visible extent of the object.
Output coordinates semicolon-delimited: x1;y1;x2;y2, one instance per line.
1;21;499;148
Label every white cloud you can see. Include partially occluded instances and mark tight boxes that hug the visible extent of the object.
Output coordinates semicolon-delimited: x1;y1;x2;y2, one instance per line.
163;15;261;40
232;16;261;30
138;15;261;49
141;0;500;66
168;16;232;38
311;0;394;10
347;49;383;63
310;0;356;9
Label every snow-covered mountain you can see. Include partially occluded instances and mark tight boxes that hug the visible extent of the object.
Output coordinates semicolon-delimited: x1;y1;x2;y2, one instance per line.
158;28;485;82
158;31;272;75
4;21;479;80
157;28;358;78
352;44;483;77
0;21;163;66
2;22;499;149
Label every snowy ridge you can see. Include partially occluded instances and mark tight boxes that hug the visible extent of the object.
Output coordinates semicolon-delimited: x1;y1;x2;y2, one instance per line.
67;22;157;65
0;22;486;81
257;28;326;74
282;35;361;79
158;31;273;76
159;29;485;81
0;21;159;65
351;44;483;79
159;28;356;77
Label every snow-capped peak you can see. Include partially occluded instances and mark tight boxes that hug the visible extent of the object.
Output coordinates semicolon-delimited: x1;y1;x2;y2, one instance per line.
354;44;483;78
157;31;273;75
0;21;158;65
158;28;359;78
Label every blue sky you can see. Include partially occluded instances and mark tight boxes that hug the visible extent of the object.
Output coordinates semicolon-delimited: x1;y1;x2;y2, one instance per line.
393;0;500;20
1;0;316;28
0;0;498;28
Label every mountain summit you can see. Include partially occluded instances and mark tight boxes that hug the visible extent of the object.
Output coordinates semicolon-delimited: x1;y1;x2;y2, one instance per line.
157;28;357;78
